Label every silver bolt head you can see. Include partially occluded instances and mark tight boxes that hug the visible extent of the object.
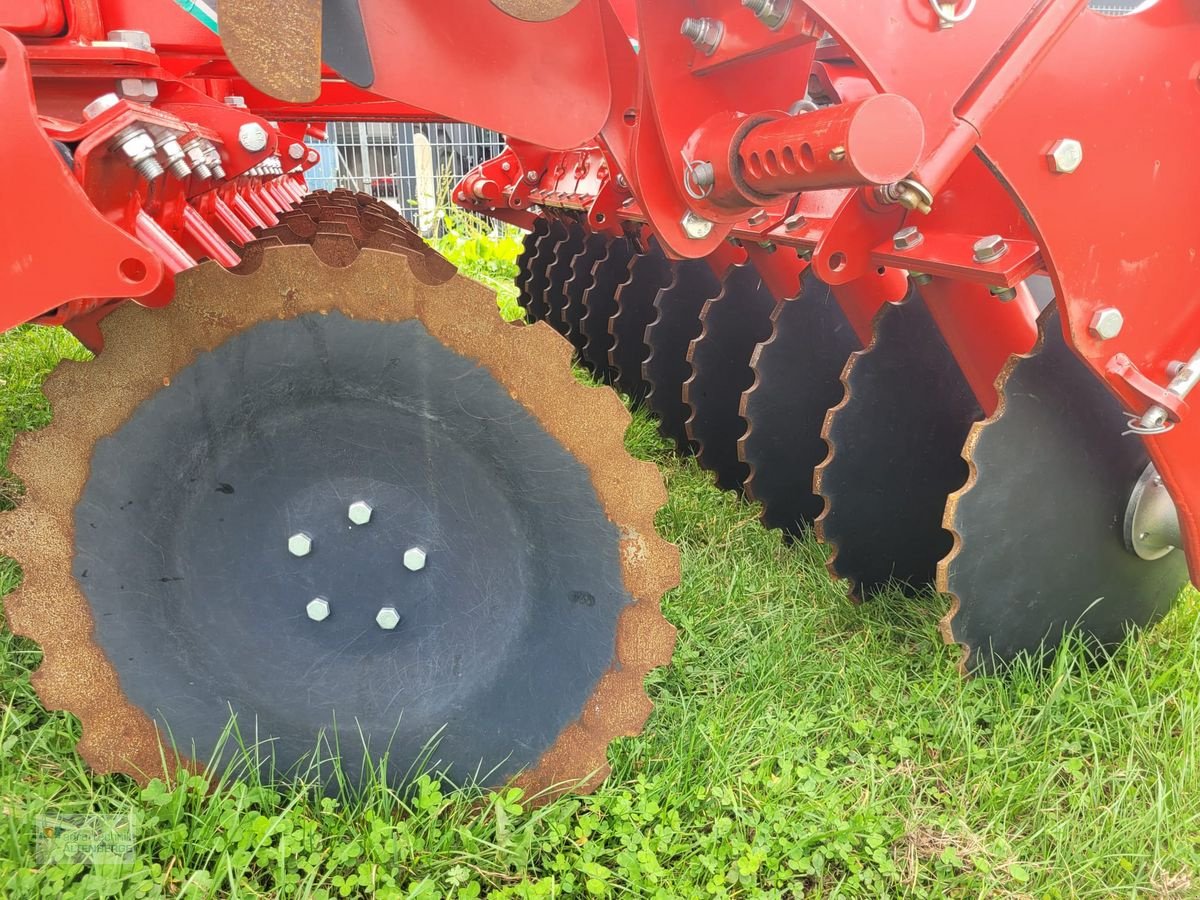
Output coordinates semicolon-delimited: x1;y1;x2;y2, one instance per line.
1047;138;1083;174
106;29;153;51
376;607;401;630
238;122;269;153
893;225;924;251
1089;306;1124;341
306;598;330;622
348;501;373;526
288;143;305;160
288;532;313;557
681;211;714;240
83;93;121;120
307;149;319;163
117;78;158;104
973;234;1008;262
403;547;427;572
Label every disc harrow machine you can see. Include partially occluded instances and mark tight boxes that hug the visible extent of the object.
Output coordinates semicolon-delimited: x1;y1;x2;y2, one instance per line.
0;0;1196;795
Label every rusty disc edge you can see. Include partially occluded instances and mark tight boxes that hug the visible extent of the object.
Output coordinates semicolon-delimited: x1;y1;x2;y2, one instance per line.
0;242;679;798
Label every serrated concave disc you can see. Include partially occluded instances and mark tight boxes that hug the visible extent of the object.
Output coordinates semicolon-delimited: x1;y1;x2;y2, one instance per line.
544;222;586;337
563;233;608;355
580;236;635;379
815;290;980;598
0;244;677;797
684;264;777;492
644;259;722;453
526;219;568;323
740;272;860;535
609;240;673;403
515;218;551;321
939;305;1188;672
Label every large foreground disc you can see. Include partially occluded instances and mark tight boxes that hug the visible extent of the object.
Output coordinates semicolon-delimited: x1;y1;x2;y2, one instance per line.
0;243;678;796
608;240;673;403
643;259;722;453
580;236;635;379
740;273;860;535
515;218;552;321
939;306;1188;672
684;264;777;492
815;289;981;598
562;233;609;356
544;221;586;337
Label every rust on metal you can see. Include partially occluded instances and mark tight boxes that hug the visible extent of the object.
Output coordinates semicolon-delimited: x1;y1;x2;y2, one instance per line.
219;0;322;103
489;0;584;23
0;239;678;796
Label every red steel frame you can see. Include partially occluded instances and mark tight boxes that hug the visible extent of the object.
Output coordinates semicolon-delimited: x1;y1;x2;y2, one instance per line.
2;0;1199;586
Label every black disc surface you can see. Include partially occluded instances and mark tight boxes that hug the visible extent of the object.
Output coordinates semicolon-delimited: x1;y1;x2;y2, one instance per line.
644;259;722;453
608;241;673;403
563;233;608;355
75;314;632;788
515;218;550;320
817;289;981;598
684;264;777;492
741;272;861;535
943;306;1188;670
580;236;634;379
526;220;568;323
544;222;586;337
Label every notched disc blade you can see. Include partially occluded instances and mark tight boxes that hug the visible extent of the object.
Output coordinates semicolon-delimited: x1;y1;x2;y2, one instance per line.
544;222;586;337
515;219;550;321
526;220;568;323
580;236;634;379
644;259;722;453
1;244;678;799
815;289;980;598
939;305;1188;672
563;233;608;355
609;240;673;403
741;273;860;535
684;264;777;492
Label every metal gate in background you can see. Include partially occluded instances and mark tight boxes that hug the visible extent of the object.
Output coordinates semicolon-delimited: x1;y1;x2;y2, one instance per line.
305;121;505;235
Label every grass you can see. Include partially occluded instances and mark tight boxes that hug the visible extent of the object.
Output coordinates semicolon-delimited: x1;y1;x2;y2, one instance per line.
2;286;1199;897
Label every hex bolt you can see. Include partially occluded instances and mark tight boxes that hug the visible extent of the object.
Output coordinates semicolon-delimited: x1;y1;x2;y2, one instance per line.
681;211;715;240
990;286;1018;302
105;29;153;51
893;225;924;251
911;272;934;285
224;95;247;108
238;122;269;153
306;598;330;622
784;213;807;232
828;146;847;162
689;160;715;193
348;501;373;525
151;128;192;180
1047;138;1083;175
747;210;769;227
288;532;313;558
182;138;213;180
403;547;427;572
681;17;724;55
742;0;792;30
616;173;629;189
973;234;1009;263
376;607;401;630
1089;306;1125;341
307;149;319;164
201;140;226;180
114;128;164;182
288;143;305;160
82;92;121;121
116;77;158;104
